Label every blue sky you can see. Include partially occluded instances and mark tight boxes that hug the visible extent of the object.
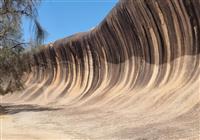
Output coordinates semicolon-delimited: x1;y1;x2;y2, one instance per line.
22;0;118;44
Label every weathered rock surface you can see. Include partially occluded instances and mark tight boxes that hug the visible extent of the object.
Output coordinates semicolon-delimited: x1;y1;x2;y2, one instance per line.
2;0;200;139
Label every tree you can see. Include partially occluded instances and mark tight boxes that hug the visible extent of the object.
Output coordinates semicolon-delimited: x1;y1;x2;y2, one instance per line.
0;0;46;95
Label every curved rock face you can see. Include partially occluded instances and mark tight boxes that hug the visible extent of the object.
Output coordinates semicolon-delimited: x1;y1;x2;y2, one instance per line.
3;0;200;138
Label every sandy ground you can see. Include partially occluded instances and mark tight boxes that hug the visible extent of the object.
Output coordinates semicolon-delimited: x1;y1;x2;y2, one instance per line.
1;103;199;140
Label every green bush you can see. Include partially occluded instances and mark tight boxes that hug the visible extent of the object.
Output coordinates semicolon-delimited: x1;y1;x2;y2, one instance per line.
0;47;27;94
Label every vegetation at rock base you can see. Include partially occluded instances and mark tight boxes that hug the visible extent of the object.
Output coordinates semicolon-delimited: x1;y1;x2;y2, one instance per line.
0;0;46;95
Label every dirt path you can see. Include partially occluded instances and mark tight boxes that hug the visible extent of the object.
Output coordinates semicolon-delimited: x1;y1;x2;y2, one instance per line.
1;103;199;140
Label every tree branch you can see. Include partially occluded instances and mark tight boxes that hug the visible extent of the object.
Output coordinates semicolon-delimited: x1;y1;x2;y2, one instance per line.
11;42;30;49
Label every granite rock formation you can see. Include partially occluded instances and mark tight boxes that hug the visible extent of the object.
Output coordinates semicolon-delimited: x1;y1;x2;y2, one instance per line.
3;0;200;139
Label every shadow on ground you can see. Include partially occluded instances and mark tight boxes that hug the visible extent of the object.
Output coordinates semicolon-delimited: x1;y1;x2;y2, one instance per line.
0;104;61;115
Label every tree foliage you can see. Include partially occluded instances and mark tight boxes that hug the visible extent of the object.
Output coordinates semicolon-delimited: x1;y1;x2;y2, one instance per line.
0;0;46;95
